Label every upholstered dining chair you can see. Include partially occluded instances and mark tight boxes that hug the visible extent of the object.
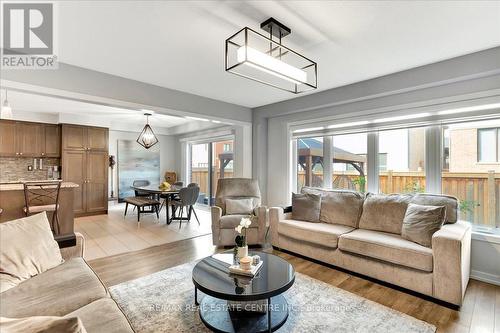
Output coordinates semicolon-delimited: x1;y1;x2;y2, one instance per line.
171;186;200;228
211;178;266;246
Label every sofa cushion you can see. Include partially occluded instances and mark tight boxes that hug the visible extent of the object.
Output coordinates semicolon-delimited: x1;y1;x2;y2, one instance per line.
64;298;134;333
358;193;412;234
0;258;108;318
302;187;364;227
411;193;458;223
278;219;354;249
292;193;321;222
219;215;258;229
225;198;254;215
0;213;63;293
338;229;433;272
402;203;446;247
0;316;86;333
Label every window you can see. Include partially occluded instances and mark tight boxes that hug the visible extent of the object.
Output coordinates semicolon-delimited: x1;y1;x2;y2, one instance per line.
478;128;499;162
189;139;234;206
379;128;426;194
332;133;367;193
296;137;323;191
443;120;500;228
291;119;499;232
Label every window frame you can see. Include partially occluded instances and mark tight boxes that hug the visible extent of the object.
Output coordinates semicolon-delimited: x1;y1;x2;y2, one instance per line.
477;127;499;163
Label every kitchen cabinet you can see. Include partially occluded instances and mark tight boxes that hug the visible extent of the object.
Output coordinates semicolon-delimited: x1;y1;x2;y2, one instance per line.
0;120;61;157
61;124;108;216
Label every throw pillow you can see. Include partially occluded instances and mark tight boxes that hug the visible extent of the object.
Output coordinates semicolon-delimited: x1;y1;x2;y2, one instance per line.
225;198;254;215
0;213;63;293
292;193;321;222
0;316;86;333
402;203;446;247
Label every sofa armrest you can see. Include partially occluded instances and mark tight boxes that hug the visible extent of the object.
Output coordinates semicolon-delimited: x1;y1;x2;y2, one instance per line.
269;207;284;246
432;220;471;305
256;206;267;243
60;232;85;261
211;206;222;245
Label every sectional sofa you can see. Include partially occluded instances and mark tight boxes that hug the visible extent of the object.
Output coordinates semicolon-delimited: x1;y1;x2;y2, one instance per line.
269;187;471;306
0;228;134;332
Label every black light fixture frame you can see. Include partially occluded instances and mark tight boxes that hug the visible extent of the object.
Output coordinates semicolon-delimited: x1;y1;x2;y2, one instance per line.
225;17;317;94
136;113;159;149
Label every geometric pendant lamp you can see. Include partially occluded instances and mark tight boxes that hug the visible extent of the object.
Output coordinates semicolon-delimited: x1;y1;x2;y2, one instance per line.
225;17;317;94
136;113;159;149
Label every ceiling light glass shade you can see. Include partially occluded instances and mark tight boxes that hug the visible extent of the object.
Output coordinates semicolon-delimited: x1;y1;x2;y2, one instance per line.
137;114;159;149
226;27;317;94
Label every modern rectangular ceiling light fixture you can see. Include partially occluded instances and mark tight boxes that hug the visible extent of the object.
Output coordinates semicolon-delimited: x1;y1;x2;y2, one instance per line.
226;17;317;94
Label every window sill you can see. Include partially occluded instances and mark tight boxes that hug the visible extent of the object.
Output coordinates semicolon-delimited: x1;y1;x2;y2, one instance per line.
471;227;500;244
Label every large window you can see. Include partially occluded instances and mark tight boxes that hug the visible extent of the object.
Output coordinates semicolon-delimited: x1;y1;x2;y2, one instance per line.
296;137;323;191
379;128;426;194
293;120;499;231
443;121;500;228
332;133;367;192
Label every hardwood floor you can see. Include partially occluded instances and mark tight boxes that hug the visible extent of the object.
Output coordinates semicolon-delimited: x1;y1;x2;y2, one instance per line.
75;201;212;260
88;234;500;333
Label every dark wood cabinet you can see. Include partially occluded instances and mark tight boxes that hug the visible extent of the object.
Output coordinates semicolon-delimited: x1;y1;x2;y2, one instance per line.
0;120;61;157
86;150;108;212
0;121;18;157
61;124;108;216
43;124;61;157
17;122;43;157
62;150;87;214
87;127;108;151
62;124;87;150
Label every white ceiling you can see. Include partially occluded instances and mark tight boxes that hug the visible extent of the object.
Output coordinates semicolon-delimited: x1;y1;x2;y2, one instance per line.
54;1;500;108
0;89;218;133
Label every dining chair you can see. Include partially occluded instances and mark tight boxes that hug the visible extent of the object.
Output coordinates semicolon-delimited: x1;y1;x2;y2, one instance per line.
171;186;200;228
133;180;151;197
132;180;152;212
188;182;198;187
23;180;62;234
159;181;183;213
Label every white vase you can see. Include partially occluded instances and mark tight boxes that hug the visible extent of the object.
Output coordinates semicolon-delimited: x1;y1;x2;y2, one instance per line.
237;246;248;259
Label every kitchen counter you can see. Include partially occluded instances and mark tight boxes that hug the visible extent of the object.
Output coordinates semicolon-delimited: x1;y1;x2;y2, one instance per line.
0;181;79;191
0;181;78;235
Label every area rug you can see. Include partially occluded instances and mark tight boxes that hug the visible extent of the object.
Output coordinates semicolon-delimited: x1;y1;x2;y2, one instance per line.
109;261;436;333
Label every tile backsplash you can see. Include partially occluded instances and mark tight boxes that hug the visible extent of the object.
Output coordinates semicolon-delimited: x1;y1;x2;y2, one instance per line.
0;158;61;182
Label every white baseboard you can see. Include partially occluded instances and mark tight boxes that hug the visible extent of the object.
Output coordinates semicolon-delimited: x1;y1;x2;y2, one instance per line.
470;270;500;286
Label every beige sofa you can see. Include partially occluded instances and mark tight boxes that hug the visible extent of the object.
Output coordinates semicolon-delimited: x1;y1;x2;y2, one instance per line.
211;178;267;246
269;187;471;306
0;233;134;332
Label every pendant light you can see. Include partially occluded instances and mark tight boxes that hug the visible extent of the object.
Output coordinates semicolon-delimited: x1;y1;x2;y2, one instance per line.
225;17;317;94
1;89;13;119
136;113;159;149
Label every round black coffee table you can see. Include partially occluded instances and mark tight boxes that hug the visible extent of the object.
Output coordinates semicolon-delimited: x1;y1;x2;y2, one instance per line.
192;251;295;333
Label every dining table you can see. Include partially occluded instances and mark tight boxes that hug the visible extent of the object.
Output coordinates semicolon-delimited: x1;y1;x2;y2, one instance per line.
130;184;181;225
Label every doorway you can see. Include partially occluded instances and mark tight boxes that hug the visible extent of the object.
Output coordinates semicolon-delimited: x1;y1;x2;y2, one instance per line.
189;139;234;205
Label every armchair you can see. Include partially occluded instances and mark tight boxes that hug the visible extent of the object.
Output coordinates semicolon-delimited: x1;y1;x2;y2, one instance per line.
211;178;267;246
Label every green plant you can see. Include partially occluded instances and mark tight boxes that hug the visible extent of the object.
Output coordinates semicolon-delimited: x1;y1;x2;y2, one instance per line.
404;181;425;194
352;176;366;193
459;200;480;215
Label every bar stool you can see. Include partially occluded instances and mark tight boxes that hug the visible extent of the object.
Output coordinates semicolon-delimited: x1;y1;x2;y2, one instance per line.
23;181;62;234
